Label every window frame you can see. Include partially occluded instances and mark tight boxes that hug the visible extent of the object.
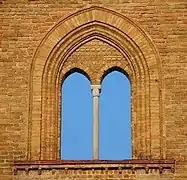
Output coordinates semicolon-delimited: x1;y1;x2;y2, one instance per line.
28;7;163;160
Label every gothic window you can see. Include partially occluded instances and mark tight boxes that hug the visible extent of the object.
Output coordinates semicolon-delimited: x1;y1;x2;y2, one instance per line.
61;69;131;160
30;7;161;160
100;71;131;160
61;72;92;160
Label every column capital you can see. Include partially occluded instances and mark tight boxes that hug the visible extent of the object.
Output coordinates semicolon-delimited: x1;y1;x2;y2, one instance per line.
91;85;101;97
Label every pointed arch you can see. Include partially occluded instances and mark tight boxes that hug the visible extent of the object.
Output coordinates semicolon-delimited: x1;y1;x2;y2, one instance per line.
61;71;92;160
62;67;91;85
100;70;131;160
28;6;164;160
101;66;130;84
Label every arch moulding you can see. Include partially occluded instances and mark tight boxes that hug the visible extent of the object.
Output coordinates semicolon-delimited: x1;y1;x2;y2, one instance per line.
28;6;165;160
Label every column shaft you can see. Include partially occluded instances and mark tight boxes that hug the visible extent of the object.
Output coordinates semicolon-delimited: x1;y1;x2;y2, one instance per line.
91;85;101;160
93;95;99;160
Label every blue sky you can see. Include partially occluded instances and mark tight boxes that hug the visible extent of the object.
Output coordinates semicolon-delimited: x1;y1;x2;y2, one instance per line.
61;71;131;160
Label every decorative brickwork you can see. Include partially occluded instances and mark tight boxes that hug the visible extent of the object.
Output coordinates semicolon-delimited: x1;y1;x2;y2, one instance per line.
14;160;175;179
30;7;162;161
0;1;187;180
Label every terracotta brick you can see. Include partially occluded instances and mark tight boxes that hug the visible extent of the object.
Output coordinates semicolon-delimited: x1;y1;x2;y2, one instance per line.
0;0;187;179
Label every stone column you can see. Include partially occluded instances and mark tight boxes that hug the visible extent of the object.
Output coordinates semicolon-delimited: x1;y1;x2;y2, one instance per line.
91;85;101;160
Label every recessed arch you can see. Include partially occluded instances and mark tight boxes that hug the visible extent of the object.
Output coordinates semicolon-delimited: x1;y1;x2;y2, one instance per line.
61;71;92;160
61;67;91;85
101;66;131;84
100;70;131;160
29;6;164;161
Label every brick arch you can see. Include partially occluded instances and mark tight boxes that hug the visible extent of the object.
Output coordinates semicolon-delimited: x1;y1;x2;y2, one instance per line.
29;6;164;160
61;67;91;85
100;66;130;84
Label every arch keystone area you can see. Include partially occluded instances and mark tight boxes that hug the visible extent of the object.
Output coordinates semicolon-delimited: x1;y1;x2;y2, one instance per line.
29;6;164;160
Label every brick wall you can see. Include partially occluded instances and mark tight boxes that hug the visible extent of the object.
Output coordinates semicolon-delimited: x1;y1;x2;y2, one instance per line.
0;0;187;179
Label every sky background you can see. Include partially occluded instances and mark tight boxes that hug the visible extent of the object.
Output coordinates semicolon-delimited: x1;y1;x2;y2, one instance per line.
61;71;131;160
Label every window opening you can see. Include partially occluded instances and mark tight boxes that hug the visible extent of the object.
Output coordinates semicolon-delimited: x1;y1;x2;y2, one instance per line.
99;71;132;160
61;72;92;160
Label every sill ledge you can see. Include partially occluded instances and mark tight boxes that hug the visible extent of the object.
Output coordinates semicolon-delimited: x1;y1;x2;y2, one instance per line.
13;159;175;175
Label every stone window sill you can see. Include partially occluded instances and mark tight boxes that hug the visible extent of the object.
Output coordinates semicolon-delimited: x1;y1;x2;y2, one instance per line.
14;159;175;175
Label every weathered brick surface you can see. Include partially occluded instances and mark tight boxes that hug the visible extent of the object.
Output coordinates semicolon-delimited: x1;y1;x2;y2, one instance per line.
14;169;174;180
0;0;187;179
13;160;175;180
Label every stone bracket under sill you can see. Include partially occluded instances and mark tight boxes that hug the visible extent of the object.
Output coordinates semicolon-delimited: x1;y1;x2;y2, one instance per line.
13;159;175;175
